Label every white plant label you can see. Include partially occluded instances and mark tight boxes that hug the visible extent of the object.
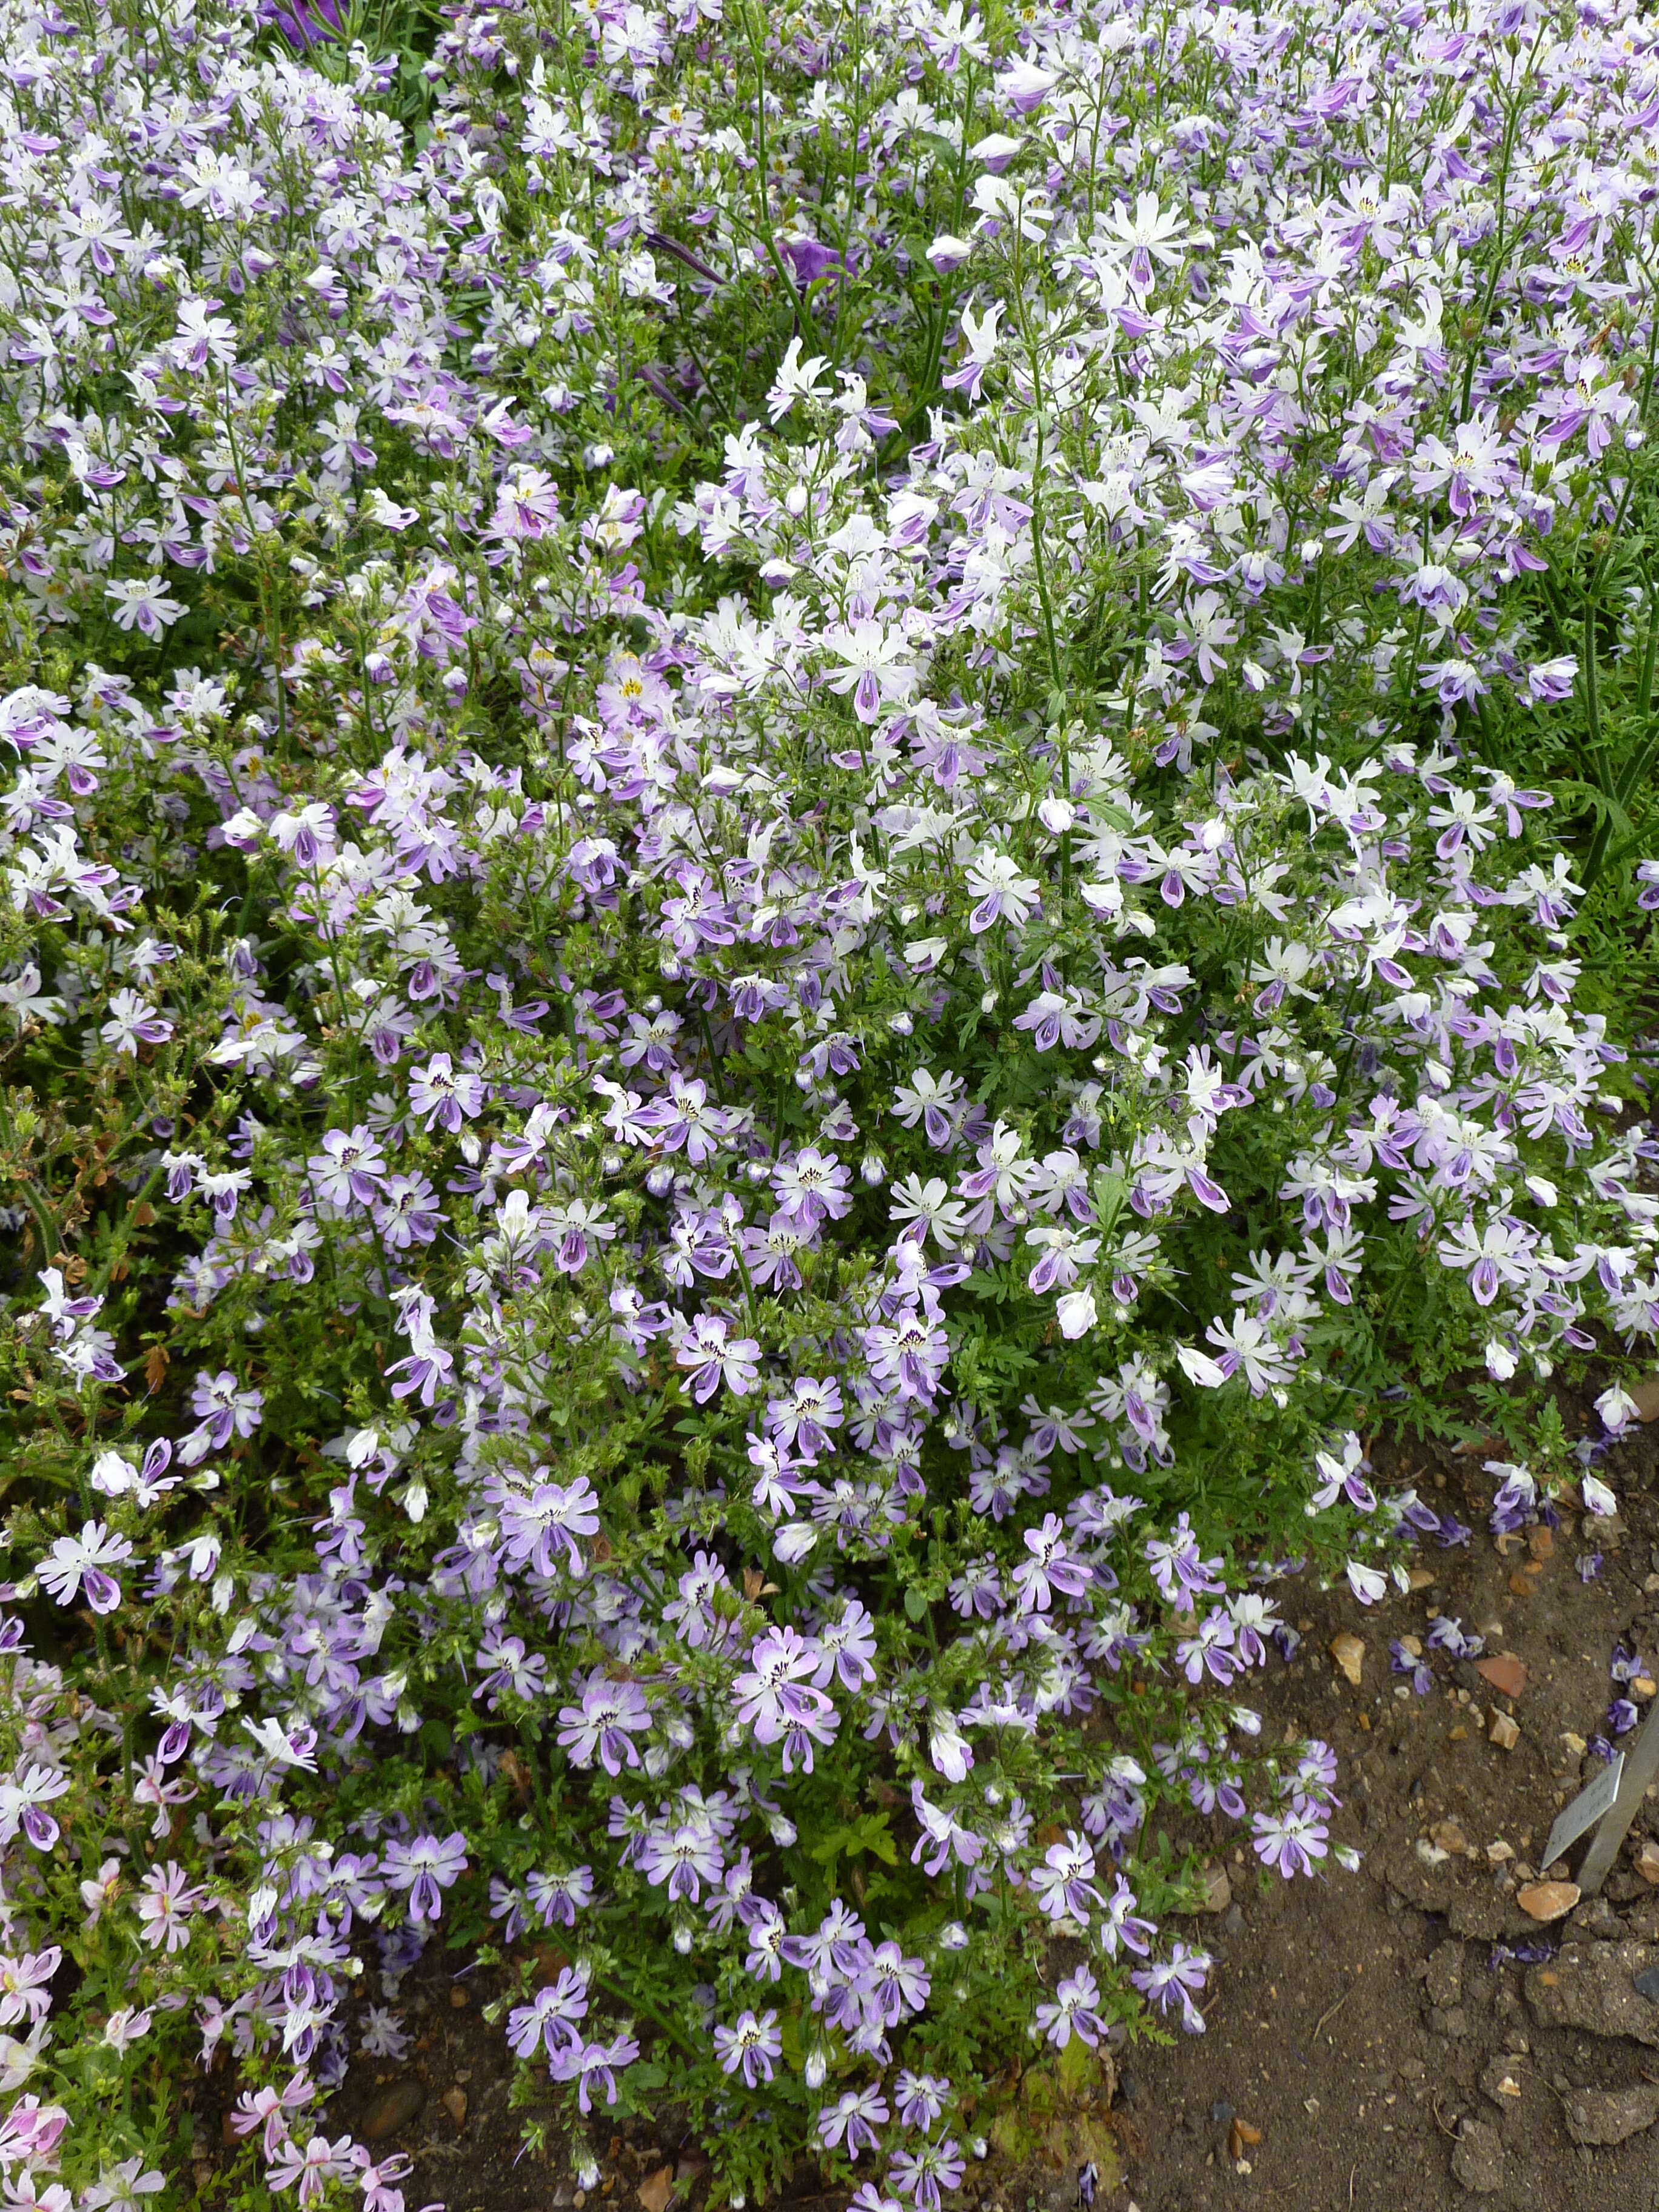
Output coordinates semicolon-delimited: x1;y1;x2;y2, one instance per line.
1544;1753;1626;1873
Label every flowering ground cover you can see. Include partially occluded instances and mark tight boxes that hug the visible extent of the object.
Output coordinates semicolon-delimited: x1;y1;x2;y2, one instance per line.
1;0;1659;2205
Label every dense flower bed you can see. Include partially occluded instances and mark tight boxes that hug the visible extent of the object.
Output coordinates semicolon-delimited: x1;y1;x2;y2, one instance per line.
1;0;1658;2204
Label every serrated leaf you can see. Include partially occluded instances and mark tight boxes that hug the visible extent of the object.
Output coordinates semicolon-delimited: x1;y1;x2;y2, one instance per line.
1056;2034;1099;2100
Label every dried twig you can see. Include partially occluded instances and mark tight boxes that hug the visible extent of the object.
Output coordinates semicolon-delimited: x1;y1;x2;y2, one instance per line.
1312;1987;1350;2040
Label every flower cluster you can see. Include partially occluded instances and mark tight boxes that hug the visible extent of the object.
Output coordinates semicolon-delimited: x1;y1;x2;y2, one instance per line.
0;0;1657;2203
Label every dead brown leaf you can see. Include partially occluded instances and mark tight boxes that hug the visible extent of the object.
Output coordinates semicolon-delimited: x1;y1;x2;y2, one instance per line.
637;2167;674;2212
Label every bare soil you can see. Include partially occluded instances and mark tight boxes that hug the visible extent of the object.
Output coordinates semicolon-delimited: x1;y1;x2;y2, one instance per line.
1095;1396;1659;2212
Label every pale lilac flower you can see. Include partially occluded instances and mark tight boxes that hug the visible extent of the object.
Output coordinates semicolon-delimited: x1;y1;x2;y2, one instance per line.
674;1312;761;1401
713;2007;781;2086
556;1674;652;1775
408;1052;484;1132
266;2137;356;2209
1029;1832;1103;1925
0;1950;59;2028
886;2136;964;2212
1012;1515;1093;1615
819;2085;890;2160
1251;1798;1329;1879
1130;1942;1210;2033
99;989;172;1055
105;578;184;635
135;1862;203;1952
1036;1963;1104;2049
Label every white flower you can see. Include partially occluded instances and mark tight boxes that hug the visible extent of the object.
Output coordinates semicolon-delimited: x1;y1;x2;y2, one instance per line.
888;1175;969;1248
927;232;972;271
928;1711;973;1781
964;849;1041;933
104;578;184;637
363;487;418;529
1595;1383;1639;1435
1581;1473;1618;1517
1177;1344;1230;1389
1346;1561;1387;1604
766;336;830;422
1099;192;1191;284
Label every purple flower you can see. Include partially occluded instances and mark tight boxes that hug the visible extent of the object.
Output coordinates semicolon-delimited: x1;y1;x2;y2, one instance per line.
527;1866;594;1929
506;1968;589;2060
381;1833;468;1923
1251;1797;1329;1879
886;2136;964;2212
782;236;850;287
555;1673;652;1775
732;1627;840;1770
1175;1607;1239;1686
264;0;346;49
494;1472;602;1578
549;2031;640;2114
1144;1513;1225;1604
1097;1874;1156;1959
893;2073;950;2131
638;1821;724;1902
1131;1941;1211;2034
1036;1963;1104;2049
674;1312;761;1402
713;2007;782;2086
1013;1514;1092;1614
864;1940;930;2025
862;1298;951;1403
179;1369;264;1461
1030;1832;1104;1926
773;1147;854;1227
819;2085;890;2160
1426;1615;1484;1661
810;1599;878;1692
409;1053;484;1133
307;1125;386;1208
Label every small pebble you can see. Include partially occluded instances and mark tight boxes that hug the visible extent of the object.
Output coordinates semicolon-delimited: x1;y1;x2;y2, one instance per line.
359;2079;424;2143
1518;1881;1580;1923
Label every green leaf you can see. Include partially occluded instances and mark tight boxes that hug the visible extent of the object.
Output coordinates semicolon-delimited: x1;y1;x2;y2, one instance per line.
854;1811;899;1865
1091;1168;1128;1237
1056;2035;1101;2100
808;1811;899;1869
903;1585;930;1622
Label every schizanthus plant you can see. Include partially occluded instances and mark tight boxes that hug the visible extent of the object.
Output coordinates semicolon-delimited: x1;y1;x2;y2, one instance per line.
0;0;1657;2205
